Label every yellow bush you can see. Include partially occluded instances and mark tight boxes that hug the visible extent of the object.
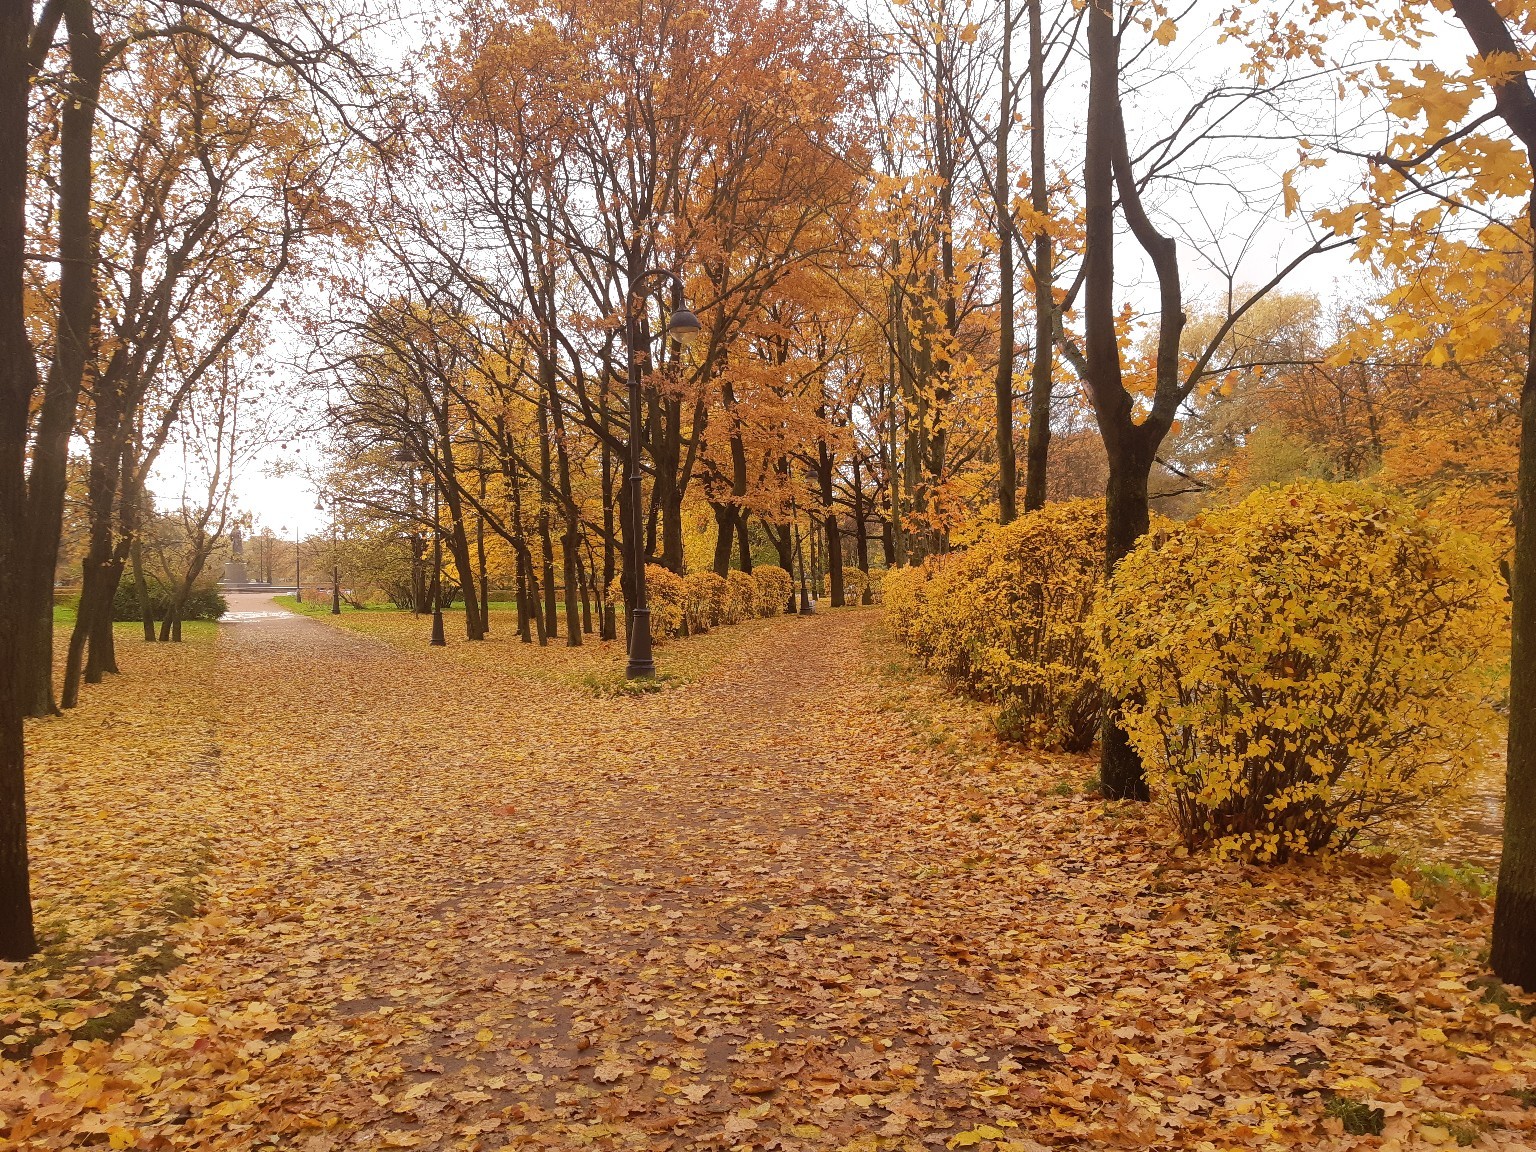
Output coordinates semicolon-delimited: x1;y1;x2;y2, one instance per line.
882;499;1107;751
752;565;792;617
723;569;757;623
843;568;869;605
684;571;727;633
641;564;686;639
1092;481;1506;862
880;564;925;639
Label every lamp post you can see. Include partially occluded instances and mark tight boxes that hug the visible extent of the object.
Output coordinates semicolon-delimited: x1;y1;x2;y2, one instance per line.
622;265;700;679
293;524;302;603
317;496;341;615
792;499;814;615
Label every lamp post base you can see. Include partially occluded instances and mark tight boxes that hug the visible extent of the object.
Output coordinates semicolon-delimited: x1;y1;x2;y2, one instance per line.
625;606;656;679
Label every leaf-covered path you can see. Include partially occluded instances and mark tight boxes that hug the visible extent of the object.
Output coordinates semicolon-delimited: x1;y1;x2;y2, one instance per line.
4;606;1533;1149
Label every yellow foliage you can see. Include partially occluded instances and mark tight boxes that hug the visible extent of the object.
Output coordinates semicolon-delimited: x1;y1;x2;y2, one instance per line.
1093;481;1506;862
683;571;728;633
843;568;870;605
883;500;1107;751
643;565;687;640
723;569;757;623
751;565;793;617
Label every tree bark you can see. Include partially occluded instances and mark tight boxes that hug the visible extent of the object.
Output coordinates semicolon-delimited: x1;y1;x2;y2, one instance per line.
711;500;735;576
0;1;41;962
995;0;1019;524
1084;0;1150;801
1022;0;1053;513
1446;0;1536;990
21;2;101;719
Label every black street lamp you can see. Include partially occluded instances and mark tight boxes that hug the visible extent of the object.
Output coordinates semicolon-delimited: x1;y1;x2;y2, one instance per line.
622;265;700;679
293;524;302;603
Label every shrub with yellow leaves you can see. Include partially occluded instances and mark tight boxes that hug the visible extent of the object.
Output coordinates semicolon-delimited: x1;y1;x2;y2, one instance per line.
752;565;792;617
683;571;727;633
883;499;1107;751
843;568;870;606
642;564;687;639
1093;481;1506;861
722;569;757;624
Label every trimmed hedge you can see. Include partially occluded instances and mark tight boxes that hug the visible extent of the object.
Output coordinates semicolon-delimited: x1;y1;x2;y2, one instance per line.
884;499;1107;751
112;578;228;623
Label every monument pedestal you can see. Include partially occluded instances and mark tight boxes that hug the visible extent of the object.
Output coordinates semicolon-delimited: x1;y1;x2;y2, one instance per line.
222;560;249;585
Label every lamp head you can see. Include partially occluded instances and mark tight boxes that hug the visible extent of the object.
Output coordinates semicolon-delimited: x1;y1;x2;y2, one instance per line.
666;308;702;347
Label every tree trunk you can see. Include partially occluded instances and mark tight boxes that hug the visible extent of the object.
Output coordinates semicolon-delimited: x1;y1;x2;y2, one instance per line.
995;0;1018;524
21;4;101;720
1100;453;1152;800
600;380;618;640
1085;0;1149;801
852;453;872;603
654;394;687;573
132;537;155;641
736;509;752;573
1022;0;1053;513
0;1;39;962
1493;289;1536;988
772;522;795;612
712;500;735;576
538;395;558;640
86;554;123;679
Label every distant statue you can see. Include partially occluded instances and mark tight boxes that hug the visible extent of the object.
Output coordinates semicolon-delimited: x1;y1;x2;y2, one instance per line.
230;527;244;558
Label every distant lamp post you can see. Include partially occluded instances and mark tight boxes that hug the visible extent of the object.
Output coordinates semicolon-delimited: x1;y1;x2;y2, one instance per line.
792;500;814;615
292;524;302;603
622;266;699;679
317;497;341;615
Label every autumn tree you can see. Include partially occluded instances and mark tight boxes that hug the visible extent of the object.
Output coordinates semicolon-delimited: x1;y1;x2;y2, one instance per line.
1077;0;1353;799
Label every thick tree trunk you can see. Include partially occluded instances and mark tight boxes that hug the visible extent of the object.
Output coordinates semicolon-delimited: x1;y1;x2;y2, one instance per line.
21;5;101;720
772;522;796;612
537;395;558;640
64;369;127;707
1100;453;1152;800
561;530;581;647
654;395;686;573
852;453;872;603
1085;0;1148;801
736;509;752;573
0;1;39;962
711;500;735;577
85;554;122;680
1443;0;1536;991
600;382;618;641
1493;308;1536;988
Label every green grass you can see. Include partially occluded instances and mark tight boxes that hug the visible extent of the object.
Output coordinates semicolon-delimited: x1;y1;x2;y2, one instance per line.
1324;1095;1385;1136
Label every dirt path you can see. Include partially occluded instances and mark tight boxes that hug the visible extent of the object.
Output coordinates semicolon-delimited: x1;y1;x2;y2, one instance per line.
6;607;1531;1150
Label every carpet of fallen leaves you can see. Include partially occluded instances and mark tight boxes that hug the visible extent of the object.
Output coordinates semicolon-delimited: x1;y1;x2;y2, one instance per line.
1;600;1531;1151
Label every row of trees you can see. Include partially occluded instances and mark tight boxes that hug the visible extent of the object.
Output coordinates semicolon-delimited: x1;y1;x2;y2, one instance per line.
4;0;1536;990
1;0;376;958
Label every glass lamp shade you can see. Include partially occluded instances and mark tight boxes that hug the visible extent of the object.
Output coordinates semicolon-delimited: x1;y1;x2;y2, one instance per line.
667;308;702;346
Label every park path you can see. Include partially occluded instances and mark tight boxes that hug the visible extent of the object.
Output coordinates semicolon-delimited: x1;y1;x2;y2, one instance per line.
194;602;1025;1149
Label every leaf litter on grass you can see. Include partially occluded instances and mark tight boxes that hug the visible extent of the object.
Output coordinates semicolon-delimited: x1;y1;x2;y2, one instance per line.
0;607;1531;1150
